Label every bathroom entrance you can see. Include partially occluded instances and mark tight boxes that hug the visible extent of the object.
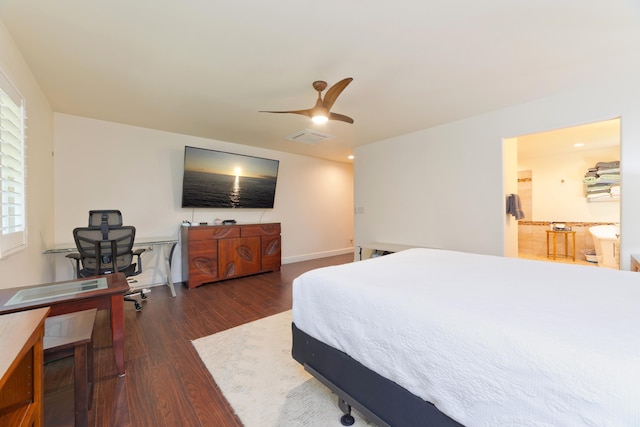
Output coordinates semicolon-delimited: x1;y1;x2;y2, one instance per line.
508;119;621;268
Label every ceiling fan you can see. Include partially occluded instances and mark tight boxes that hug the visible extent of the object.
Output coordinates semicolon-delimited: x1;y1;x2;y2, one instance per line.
260;77;354;124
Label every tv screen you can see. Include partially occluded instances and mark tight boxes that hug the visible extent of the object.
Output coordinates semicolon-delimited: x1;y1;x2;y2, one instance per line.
181;146;279;208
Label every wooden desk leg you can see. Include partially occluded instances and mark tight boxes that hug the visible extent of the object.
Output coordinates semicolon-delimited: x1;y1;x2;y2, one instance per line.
110;294;126;377
88;331;94;408
572;232;576;261
74;343;89;427
552;233;557;260
564;233;568;258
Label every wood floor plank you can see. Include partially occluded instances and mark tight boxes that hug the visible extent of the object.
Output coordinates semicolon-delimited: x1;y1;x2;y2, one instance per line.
43;253;353;426
165;339;243;427
93;374;131;427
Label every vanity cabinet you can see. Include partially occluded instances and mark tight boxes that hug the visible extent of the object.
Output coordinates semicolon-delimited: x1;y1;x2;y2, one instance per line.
181;223;281;289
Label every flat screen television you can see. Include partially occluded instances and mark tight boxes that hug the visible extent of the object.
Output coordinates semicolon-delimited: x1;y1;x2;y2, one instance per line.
181;146;279;208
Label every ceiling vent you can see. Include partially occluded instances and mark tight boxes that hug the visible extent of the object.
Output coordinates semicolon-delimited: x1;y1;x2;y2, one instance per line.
286;129;335;144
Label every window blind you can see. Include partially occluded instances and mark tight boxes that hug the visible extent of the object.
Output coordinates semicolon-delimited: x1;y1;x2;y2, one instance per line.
0;70;26;257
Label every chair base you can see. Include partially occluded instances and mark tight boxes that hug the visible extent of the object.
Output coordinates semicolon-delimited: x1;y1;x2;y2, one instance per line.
124;288;150;311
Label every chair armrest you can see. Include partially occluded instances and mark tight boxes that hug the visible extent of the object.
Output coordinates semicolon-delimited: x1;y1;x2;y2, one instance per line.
65;252;81;278
132;248;145;274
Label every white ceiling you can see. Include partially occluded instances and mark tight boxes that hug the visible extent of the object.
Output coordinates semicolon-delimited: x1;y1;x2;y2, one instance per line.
517;119;620;162
1;0;640;163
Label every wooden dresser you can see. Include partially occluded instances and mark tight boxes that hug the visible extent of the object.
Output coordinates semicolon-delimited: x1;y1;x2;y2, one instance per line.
0;307;49;427
181;223;281;288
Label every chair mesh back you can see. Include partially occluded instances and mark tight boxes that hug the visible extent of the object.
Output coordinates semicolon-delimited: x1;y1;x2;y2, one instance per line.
73;226;136;276
88;210;123;227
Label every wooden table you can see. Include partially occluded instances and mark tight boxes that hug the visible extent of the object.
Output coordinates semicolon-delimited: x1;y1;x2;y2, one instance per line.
0;273;129;377
546;230;576;261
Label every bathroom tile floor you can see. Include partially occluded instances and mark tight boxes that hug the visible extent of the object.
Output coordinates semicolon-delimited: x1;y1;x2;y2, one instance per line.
519;254;599;268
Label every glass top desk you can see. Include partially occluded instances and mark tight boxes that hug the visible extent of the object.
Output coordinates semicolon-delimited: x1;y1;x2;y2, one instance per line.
44;236;179;297
0;273;129;376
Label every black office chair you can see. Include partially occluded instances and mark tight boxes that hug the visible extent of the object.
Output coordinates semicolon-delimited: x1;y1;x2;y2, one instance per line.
67;210;147;311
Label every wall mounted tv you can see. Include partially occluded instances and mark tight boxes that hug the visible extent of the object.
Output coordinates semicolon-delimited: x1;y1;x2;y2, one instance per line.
181;146;280;208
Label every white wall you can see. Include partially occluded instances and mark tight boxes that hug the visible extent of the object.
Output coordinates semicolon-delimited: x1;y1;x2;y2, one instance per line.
355;113;506;255
0;20;55;289
518;145;620;222
52;114;354;285
355;69;640;270
503;137;518;257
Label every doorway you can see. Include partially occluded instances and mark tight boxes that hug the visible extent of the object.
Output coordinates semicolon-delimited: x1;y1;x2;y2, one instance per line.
510;119;621;267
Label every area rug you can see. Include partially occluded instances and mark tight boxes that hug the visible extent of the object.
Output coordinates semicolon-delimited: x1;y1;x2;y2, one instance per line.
192;310;373;426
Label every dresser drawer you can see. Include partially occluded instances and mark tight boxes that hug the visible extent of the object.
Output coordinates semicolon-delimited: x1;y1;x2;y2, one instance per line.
188;226;240;241
241;223;281;237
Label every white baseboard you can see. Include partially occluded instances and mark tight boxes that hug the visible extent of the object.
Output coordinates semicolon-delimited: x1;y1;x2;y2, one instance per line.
282;247;354;265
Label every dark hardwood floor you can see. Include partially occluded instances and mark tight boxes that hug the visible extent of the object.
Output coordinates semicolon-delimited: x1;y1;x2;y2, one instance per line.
43;253;354;427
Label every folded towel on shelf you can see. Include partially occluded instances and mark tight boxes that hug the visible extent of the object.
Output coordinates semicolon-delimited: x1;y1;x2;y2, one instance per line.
595;161;620;169
610;185;621;196
597;173;620;180
506;194;525;220
586;183;611;192
583;176;597;184
595;176;620;185
596;168;620;174
587;192;611;199
587;189;610;195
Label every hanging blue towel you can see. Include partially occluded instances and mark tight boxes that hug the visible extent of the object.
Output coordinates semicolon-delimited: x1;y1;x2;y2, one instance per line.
506;194;525;220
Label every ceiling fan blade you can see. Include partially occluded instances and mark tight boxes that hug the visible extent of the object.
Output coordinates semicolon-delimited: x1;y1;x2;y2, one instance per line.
261;78;353;124
329;112;354;124
259;109;313;118
322;78;353;111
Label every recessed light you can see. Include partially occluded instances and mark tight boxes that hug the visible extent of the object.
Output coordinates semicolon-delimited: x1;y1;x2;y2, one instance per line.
573;143;584;147
347;155;354;160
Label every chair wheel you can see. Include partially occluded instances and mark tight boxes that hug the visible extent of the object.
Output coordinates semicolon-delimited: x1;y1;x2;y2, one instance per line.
340;414;355;426
135;302;142;311
141;293;147;300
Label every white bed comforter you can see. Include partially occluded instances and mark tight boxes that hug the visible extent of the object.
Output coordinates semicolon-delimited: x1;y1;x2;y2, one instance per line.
292;248;640;426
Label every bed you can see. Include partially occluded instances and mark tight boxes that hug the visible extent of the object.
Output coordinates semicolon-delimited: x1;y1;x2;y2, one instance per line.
291;248;640;426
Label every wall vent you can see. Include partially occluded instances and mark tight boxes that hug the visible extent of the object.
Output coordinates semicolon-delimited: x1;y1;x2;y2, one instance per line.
286;129;335;144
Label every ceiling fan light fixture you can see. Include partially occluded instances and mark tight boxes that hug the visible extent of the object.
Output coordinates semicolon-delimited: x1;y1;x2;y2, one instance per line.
311;106;329;124
311;114;328;124
261;78;354;124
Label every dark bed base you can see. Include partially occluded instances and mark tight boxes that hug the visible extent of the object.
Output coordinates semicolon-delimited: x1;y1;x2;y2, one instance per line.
292;323;463;427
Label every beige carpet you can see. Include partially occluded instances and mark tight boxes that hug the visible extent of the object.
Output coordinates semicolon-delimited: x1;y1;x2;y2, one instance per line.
192;310;374;426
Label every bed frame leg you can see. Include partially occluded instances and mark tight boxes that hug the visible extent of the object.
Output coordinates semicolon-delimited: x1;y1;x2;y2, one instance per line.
339;397;355;426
